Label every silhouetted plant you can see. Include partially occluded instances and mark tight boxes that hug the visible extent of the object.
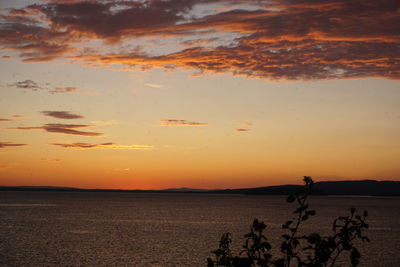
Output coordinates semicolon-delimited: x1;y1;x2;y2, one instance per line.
207;177;369;267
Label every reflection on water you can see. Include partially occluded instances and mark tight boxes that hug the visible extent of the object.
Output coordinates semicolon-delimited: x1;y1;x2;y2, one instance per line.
0;203;57;207
0;192;399;266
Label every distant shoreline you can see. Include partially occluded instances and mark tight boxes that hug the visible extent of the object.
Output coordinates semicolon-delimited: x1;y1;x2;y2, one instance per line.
1;180;399;196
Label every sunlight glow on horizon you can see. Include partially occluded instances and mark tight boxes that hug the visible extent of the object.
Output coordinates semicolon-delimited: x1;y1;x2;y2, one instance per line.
0;0;399;189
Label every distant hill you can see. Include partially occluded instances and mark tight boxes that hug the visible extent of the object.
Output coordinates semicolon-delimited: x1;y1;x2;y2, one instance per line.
163;187;207;192
313;180;400;196
1;180;399;196
214;180;400;196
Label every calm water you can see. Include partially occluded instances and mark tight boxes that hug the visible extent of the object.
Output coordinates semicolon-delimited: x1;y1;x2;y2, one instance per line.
0;192;399;266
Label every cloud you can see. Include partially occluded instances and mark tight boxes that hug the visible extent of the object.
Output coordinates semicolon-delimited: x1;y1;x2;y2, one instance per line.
160;119;208;126
0;13;75;62
12;115;24;118
40;158;62;162
182;38;219;47
0;163;20;172
9;126;43;130
0;0;399;80
235;128;251;132
48;86;80;94
41;111;84;119
8;80;88;94
0;142;27;148
235;122;253;132
9;80;41;90
74;39;400;80
52;142;153;150
25;0;200;40
0;118;11;122
10;123;102;136
45;127;102;136
145;83;163;89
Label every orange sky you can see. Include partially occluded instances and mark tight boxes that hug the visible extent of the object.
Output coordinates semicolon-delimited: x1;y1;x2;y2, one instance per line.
0;0;399;189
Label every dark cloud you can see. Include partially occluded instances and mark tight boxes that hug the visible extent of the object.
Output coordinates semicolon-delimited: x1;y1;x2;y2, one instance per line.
9;80;41;90
44;127;101;136
41;111;84;119
10;123;102;136
52;142;113;149
0;118;11;122
0;20;74;62
35;1;182;39
76;39;400;80
8;80;86;94
0;0;204;62
160;119;208;126
0;0;399;80
235;128;251;132
0;142;27;148
52;142;153;149
10;126;42;130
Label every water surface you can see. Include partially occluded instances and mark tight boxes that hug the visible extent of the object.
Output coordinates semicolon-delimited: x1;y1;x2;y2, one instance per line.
0;192;399;266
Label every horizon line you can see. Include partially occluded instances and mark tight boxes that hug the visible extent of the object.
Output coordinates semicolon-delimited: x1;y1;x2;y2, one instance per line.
1;178;399;191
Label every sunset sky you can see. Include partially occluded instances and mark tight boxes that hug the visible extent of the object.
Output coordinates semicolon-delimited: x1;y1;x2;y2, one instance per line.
0;0;399;189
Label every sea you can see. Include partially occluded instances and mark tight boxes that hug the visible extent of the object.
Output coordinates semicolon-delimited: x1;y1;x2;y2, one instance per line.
0;192;399;266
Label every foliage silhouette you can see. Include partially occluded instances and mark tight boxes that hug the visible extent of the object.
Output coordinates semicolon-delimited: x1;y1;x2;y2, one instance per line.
207;177;369;267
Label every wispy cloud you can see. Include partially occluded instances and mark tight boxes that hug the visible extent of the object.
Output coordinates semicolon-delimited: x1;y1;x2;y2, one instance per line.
41;111;84;119
0;163;21;172
0;142;27;148
9;123;102;136
235;128;251;132
160;119;208;126
8;80;89;94
12;115;24;119
0;115;24;121
41;124;102;136
145;83;163;89
48;86;81;94
40;158;62;162
52;142;153;150
235;121;253;132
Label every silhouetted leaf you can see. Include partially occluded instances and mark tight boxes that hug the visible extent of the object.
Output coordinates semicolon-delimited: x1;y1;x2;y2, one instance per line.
287;194;296;203
306;210;316;216
307;233;320;244
207;177;369;267
350;207;356;215
274;258;285;267
351;248;361;266
362;236;370;242
301;214;309;221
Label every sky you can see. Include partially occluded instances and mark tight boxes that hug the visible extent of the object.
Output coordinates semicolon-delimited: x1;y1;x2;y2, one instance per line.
0;0;399;189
